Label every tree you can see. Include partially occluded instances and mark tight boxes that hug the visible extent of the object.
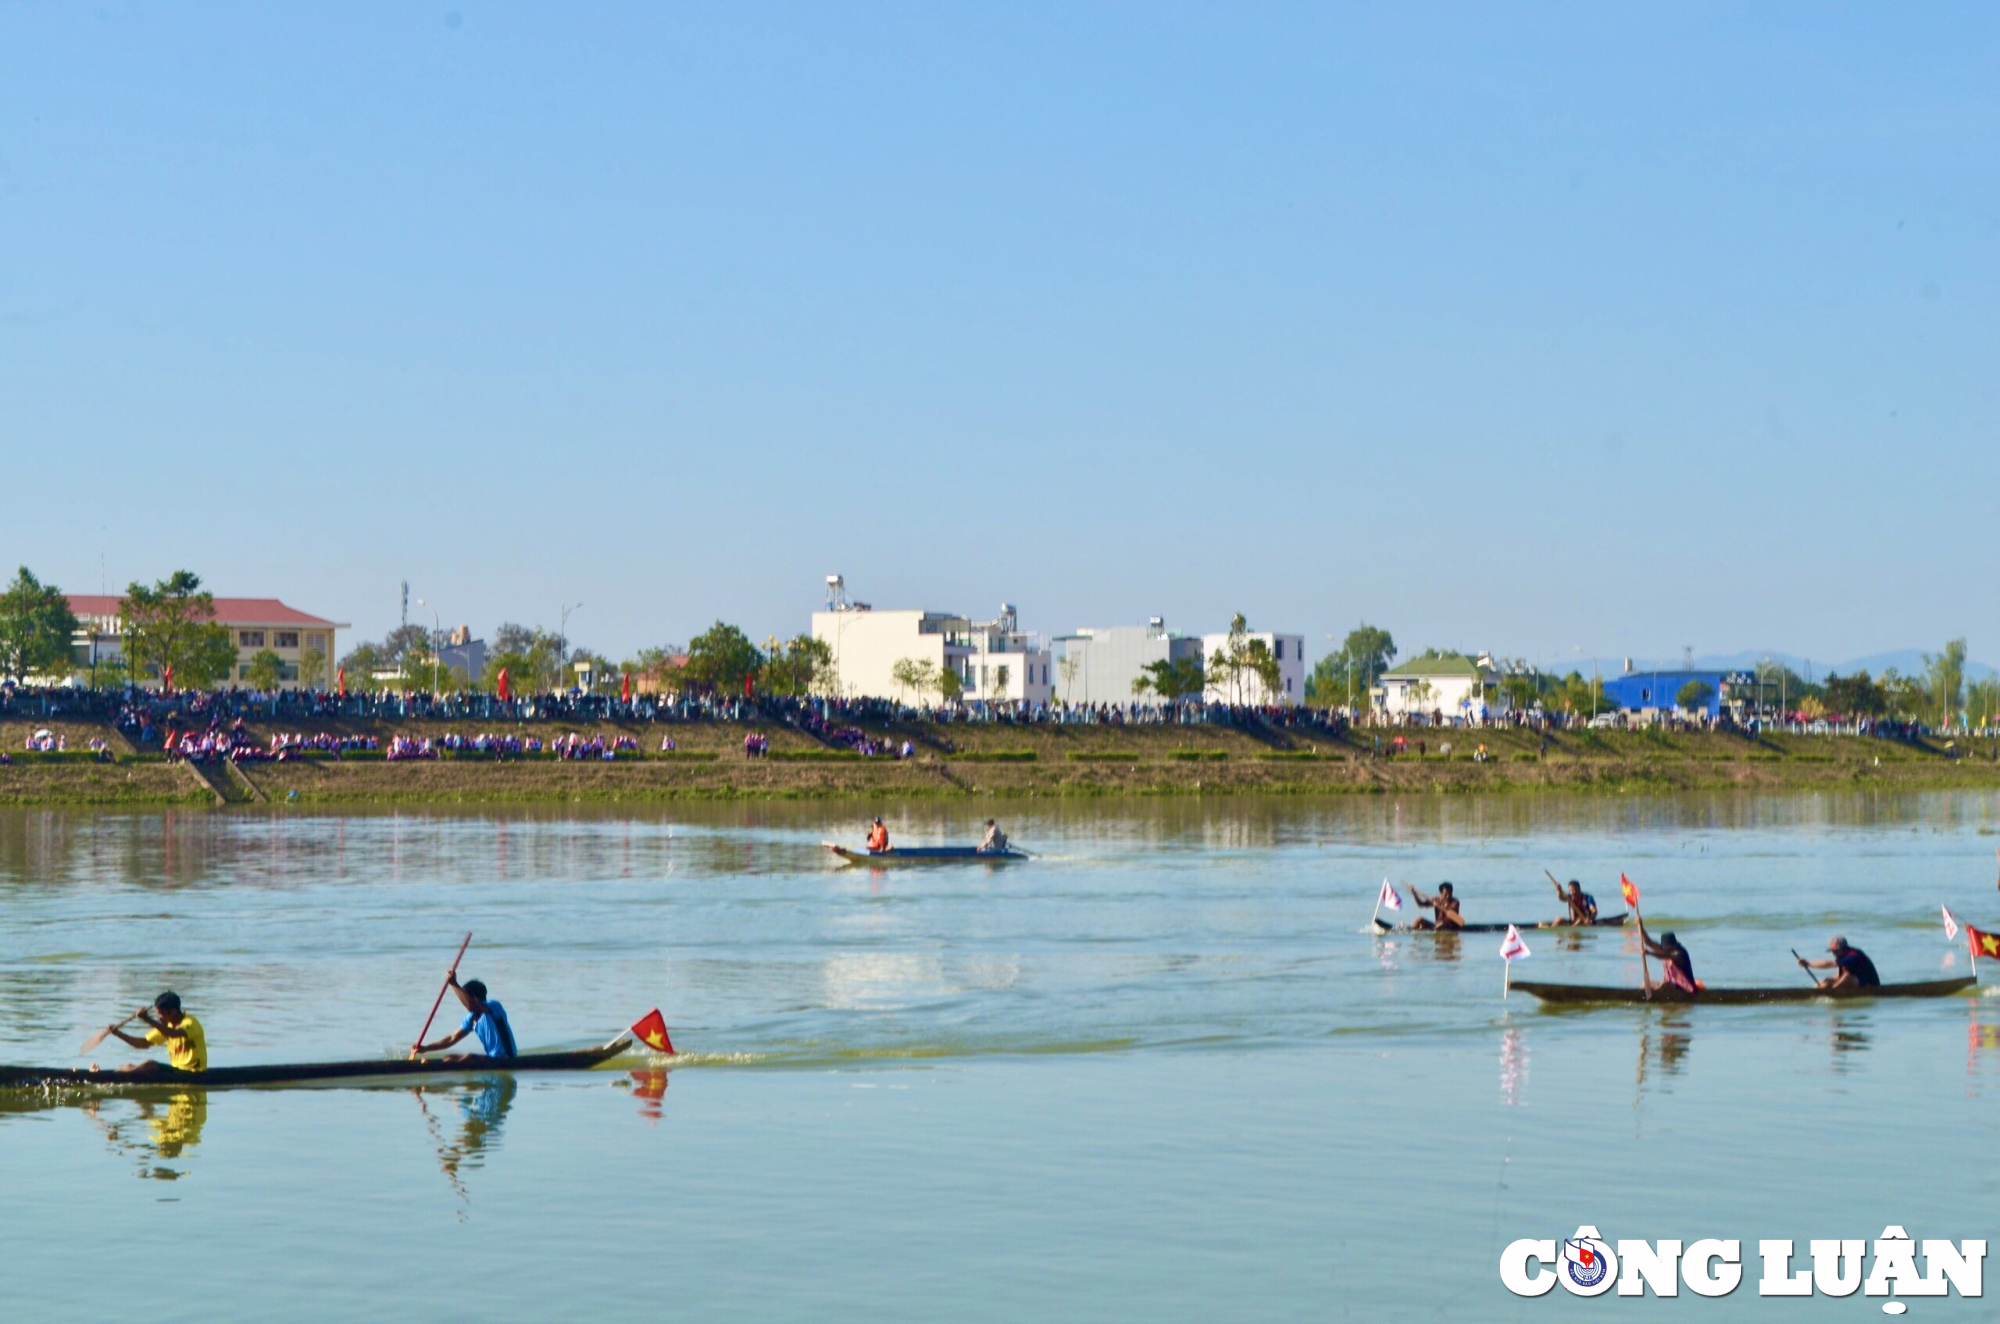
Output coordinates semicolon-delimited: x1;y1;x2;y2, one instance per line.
1134;656;1205;706
890;657;938;705
1926;638;1969;727
1499;673;1539;713
992;663;1012;704
1058;655;1080;703
938;665;964;704
1823;671;1887;717
1675;679;1714;712
121;571;238;690
297;645;328;689
340;641;386;687
0;567;80;681
1882;669;1927;720
761;635;833;697
684;621;764;694
244;649;287;691
1969;677;2000;732
1207;613;1263;704
1308;624;1397;709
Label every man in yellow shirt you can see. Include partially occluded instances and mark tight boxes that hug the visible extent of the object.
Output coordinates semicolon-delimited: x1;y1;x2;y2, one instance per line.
107;991;208;1075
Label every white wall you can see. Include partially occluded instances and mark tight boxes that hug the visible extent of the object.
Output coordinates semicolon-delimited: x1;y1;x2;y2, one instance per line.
1199;632;1307;706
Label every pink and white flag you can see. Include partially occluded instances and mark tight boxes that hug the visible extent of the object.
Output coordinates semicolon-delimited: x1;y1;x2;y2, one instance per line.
1499;924;1530;962
1378;878;1403;912
1944;906;1961;941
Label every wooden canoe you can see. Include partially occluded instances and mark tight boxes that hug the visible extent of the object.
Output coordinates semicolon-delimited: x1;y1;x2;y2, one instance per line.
1509;977;1977;1006
0;1037;633;1091
1374;913;1629;935
824;843;1028;865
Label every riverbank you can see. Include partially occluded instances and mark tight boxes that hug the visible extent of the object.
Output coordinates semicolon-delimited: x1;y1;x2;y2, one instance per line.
7;716;2000;806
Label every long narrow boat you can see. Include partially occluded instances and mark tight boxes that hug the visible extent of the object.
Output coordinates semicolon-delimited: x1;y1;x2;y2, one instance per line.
1510;978;1976;1006
1373;913;1628;935
0;1038;632;1091
824;843;1028;865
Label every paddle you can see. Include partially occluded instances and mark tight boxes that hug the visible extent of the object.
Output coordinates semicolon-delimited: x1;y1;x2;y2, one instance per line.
1790;948;1819;986
79;1006;148;1057
412;933;473;1056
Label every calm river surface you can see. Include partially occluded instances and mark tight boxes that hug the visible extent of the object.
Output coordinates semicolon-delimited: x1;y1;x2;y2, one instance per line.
4;794;1999;1321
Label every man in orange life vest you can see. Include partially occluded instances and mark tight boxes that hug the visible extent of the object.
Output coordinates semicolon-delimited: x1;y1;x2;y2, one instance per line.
866;817;890;853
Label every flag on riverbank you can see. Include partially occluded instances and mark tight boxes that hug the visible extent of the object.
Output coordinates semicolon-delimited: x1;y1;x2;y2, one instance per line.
1620;874;1640;908
631;1009;675;1055
1378;878;1402;912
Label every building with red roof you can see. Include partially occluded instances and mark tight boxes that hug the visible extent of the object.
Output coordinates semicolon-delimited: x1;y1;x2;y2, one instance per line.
67;595;349;690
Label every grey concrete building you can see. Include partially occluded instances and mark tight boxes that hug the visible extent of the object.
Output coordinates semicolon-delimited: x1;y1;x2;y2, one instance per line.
1052;619;1205;706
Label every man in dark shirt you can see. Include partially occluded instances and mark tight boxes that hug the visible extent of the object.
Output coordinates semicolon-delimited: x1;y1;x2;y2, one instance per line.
1798;935;1880;991
1407;882;1464;931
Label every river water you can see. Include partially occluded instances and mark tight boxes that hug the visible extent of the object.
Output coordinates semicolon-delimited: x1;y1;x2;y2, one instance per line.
3;794;1997;1321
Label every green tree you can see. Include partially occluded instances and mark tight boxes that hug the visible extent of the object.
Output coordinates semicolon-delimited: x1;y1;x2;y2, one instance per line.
1133;656;1206;706
938;665;964;704
339;642;386;688
1207;613;1265;704
480;650;531;694
1968;677;2000;731
1881;669;1927;720
121;571;237;690
1925;638;1969;727
243;648;287;691
1499;673;1539;712
1308;625;1397;709
761;635;834;697
1675;679;1714;712
297;645;328;689
992;663;1012;703
890;657;938;704
0;567;81;681
684;621;764;694
1822;671;1886;717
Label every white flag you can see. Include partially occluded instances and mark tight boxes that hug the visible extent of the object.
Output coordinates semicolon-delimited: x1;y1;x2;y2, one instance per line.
1499;924;1530;962
1379;878;1402;912
1944;906;1961;941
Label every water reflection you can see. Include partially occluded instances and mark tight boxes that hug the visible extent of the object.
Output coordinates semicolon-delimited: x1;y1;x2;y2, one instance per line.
414;1075;518;1219
0;1086;213;1181
1499;1027;1527;1106
1636;1014;1693;1094
1826;1010;1872;1068
630;1069;669;1122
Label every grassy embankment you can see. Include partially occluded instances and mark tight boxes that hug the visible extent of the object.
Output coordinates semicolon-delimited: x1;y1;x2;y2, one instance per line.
7;714;2000;807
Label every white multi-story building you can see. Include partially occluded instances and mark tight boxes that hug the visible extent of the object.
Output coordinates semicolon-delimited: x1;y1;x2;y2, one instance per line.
1199;629;1308;706
811;580;1053;705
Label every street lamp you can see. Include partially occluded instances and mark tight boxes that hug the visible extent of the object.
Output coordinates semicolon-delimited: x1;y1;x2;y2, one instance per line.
559;602;584;693
415;598;442;697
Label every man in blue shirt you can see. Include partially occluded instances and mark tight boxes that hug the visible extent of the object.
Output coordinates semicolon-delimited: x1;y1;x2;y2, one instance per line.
1798;936;1881;991
411;973;517;1059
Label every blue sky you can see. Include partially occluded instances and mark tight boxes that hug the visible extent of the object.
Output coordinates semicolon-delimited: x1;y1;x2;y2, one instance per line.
3;4;1995;668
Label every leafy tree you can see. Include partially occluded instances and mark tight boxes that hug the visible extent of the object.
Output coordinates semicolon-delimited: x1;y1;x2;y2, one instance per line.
1550;670;1614;717
1308;625;1397;709
1969;677;2000;731
1882;669;1928;720
992;663;1012;703
684;621;764;694
492;622;540;656
297;645;328;689
762;635;833;697
1926;638;1969;726
1675;679;1714;712
339;642;386;686
0;566;80;680
121;571;237;690
938;665;964;703
243;649;287;691
1822;671;1887;717
890;657;938;704
1134;656;1206;705
380;622;432;665
1499;673;1539;713
1058;655;1080;703
480;650;531;694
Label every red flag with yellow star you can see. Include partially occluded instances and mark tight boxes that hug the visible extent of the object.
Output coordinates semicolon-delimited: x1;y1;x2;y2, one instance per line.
1969;926;2000;961
1620;874;1640;908
631;1009;675;1055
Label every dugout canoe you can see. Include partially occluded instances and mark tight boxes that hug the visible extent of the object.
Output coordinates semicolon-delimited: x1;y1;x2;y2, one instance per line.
0;1038;632;1091
824;843;1029;865
1373;913;1628;935
1509;977;1977;1006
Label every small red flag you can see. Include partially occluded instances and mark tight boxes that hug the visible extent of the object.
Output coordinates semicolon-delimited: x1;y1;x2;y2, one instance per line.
1969;925;2000;960
1620;873;1640;908
163;664;173;694
336;665;346;698
631;1009;675;1054
497;667;511;702
621;671;631;703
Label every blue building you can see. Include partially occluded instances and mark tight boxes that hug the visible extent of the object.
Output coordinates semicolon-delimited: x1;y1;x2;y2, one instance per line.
1600;668;1746;717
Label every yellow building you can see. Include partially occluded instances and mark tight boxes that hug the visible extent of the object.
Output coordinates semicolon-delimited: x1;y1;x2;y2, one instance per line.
68;595;347;690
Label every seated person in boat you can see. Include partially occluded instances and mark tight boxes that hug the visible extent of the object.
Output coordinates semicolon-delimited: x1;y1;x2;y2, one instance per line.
978;819;1009;854
1551;878;1598;925
866;817;890;853
1407;882;1464;931
107;991;209;1075
1797;935;1880;991
411;975;517;1060
1638;919;1697;994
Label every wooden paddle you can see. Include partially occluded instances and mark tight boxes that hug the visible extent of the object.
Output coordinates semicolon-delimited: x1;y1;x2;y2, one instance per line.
79;1007;148;1057
412;933;473;1055
1790;948;1819;986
